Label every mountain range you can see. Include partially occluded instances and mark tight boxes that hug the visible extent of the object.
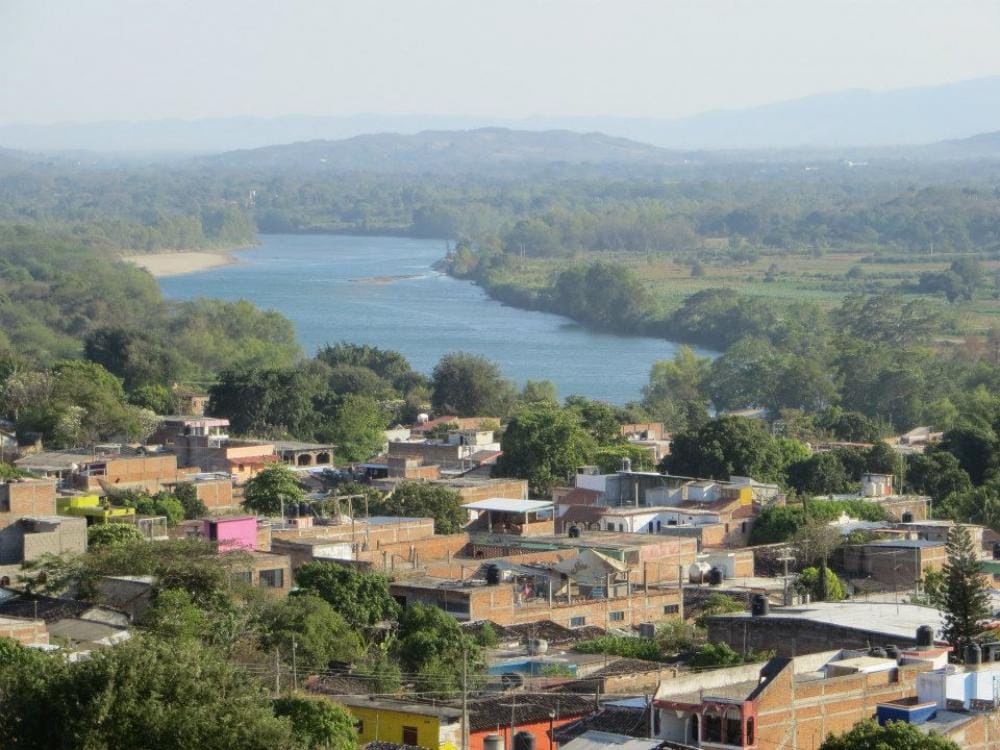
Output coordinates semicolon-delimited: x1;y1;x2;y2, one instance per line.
3;76;1000;154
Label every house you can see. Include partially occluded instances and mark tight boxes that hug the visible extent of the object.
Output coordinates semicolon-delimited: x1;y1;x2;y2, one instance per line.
230;550;292;594
652;648;950;749
202;516;258;552
464;498;555;536
0;479;87;577
334;696;463;750
707;601;945;657
837;538;948;590
467;693;596;750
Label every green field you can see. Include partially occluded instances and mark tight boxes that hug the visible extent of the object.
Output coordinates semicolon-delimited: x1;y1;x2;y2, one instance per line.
481;249;1000;333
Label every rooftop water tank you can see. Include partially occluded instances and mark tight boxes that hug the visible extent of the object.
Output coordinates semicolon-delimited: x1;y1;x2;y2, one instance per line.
916;625;935;649
514;732;536;750
689;562;711;583
751;594;769;617
708;567;724;586
484;736;504;750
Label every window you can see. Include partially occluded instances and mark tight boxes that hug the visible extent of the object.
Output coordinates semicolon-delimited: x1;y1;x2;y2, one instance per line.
746;716;755;745
663;604;679;615
741;521;747;534
724;708;742;745
652;709;661;736
609;611;625;622
231;571;252;586
402;727;418;746
703;709;722;744
259;568;284;588
569;616;586;627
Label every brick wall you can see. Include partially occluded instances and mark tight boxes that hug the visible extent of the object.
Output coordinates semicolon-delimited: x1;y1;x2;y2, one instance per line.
0;617;47;645
0;480;57;524
755;661;930;749
191;479;235;510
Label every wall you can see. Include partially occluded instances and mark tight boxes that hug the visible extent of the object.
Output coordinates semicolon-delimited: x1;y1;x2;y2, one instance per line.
191;479;235;510
708;615;921;657
755;662;930;749
207;517;258;552
0;479;57;524
346;705;459;750
0;616;48;645
470;718;579;750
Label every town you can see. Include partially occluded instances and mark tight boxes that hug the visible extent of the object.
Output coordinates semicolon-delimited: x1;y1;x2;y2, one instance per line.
2;389;999;749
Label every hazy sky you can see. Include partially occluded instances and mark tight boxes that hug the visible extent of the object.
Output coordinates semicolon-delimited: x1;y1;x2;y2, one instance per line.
3;0;1000;125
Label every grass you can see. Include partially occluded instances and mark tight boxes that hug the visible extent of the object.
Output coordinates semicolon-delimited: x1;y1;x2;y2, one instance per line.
486;249;1000;333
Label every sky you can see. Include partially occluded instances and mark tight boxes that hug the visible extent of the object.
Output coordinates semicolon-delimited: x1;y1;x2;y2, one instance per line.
2;0;1000;126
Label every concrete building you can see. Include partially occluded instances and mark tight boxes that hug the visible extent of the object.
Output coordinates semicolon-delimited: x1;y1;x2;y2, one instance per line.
652;647;956;749
708;601;944;657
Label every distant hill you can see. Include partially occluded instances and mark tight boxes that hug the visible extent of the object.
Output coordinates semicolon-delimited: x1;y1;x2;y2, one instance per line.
916;130;1000;160
202;128;682;172
4;76;1000;154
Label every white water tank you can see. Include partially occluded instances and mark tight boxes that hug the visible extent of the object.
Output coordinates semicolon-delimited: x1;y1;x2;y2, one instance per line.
416;413;430;424
527;638;548;655
689;562;711;583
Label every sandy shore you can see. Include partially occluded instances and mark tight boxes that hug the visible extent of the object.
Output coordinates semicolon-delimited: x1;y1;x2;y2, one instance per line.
123;251;239;278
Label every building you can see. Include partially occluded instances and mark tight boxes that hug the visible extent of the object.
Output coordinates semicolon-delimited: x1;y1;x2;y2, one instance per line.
837;538;948;590
652;647;953;749
0;479;87;576
202;516;258;552
467;693;596;750
389;568;682;630
231;550;292;593
464;499;555;536
708;601;944;657
334;696;463;750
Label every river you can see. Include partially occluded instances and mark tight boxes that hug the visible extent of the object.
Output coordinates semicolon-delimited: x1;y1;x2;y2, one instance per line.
159;234;709;404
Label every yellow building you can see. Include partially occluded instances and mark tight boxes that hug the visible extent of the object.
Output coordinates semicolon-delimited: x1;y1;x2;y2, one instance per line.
337;696;462;750
56;495;136;525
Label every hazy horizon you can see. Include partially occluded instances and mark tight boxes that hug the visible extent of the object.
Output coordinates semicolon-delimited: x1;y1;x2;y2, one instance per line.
4;0;1000;128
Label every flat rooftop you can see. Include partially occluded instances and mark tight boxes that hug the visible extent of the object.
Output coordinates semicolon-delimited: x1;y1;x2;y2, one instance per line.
713;601;942;642
464;498;552;513
336;695;463;719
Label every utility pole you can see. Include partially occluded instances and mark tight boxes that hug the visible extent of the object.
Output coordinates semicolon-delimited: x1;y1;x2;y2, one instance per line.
274;648;281;697
462;645;470;750
292;637;298;691
777;547;795;604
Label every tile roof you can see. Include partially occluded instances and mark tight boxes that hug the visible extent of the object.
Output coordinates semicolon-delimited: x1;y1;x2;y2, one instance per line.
468;693;596;732
553;707;652;744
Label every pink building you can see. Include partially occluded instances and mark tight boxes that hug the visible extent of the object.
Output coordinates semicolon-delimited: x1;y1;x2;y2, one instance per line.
203;516;258;553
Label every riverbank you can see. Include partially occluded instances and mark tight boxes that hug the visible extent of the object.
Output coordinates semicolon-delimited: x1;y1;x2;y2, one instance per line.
123;250;241;278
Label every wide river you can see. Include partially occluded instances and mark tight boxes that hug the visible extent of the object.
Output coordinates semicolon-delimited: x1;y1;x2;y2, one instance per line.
160;234;709;404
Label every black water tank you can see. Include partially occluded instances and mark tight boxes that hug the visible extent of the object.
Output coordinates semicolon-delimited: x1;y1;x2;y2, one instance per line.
916;625;934;648
993;542;1000;561
708;567;724;586
486;564;501;585
886;645;900;660
568;525;581;538
870;647;888;658
966;643;983;665
514;732;536;750
751;594;769;617
901;511;914;523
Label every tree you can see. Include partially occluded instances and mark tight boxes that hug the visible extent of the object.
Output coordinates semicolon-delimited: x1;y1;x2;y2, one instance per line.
520;379;559;406
938;425;998;485
663;416;794;484
294;563;400;631
689;642;768;667
243;464;305;517
0;636;300;750
371;482;466;534
319;394;386;463
694;593;746;628
130;492;185;526
642;346;712;431
942;524;991;653
905;451;971;502
208;367;318;438
393;603;483;695
174;482;209;520
259;594;364;673
787;452;852;496
819;719;960;750
431;352;514;417
87;522;145;549
564;396;624;445
796;566;846;602
273;695;357;750
594;444;655;474
493;406;597;494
